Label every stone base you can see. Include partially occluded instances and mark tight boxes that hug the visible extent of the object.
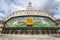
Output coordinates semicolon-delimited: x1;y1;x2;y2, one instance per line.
0;34;60;40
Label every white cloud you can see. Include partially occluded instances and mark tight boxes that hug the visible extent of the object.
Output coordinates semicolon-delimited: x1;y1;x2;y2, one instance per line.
0;0;9;12
28;0;48;9
0;13;6;17
55;0;60;2
0;18;3;20
11;0;49;10
0;13;6;20
0;0;60;19
10;3;26;12
54;15;60;19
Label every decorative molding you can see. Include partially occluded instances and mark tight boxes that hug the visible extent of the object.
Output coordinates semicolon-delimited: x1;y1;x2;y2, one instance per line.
5;2;55;21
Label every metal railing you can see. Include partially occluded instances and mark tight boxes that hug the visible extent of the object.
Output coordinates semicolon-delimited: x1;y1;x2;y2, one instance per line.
1;27;58;34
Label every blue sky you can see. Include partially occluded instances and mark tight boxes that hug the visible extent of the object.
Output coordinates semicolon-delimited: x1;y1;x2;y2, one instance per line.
0;0;60;20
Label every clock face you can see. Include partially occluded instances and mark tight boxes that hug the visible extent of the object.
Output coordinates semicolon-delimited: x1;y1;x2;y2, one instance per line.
26;17;34;25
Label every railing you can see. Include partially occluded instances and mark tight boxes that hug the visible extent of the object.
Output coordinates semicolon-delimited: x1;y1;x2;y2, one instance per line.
1;27;58;34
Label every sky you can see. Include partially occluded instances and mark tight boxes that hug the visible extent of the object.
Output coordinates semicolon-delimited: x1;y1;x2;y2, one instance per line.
0;0;60;20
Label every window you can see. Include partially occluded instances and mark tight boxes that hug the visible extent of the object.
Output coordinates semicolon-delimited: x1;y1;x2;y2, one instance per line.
5;16;56;27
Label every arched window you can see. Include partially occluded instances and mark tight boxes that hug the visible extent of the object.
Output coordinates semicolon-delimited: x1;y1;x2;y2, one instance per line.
5;16;56;27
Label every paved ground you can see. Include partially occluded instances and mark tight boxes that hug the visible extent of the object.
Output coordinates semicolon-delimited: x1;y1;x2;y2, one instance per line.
0;34;60;40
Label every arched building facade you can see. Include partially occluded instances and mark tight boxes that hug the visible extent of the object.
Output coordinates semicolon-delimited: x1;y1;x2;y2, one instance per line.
1;2;58;34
